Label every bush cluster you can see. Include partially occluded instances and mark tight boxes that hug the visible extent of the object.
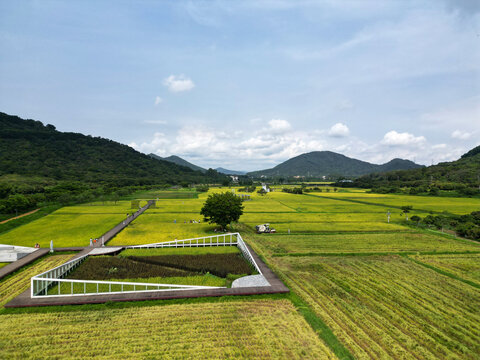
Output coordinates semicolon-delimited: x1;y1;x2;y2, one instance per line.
408;211;480;240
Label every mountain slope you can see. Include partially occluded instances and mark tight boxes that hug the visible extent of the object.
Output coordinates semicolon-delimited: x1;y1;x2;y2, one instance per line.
215;167;247;175
350;145;480;190
248;151;422;178
0;112;223;185
149;154;206;172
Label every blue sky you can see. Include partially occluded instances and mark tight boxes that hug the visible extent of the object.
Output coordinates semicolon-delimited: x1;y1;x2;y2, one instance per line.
0;0;479;171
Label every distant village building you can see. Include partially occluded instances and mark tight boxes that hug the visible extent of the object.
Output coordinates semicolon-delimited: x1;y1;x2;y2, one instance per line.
230;175;239;182
261;183;271;193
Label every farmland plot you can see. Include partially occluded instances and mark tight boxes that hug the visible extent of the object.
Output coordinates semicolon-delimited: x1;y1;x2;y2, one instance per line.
311;192;480;215
0;254;74;307
411;253;480;286
0;212;126;248
0;300;336;359
250;232;480;255
271;255;480;360
109;213;216;245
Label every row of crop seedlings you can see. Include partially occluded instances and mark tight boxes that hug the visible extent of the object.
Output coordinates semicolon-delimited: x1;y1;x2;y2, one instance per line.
32;255;88;296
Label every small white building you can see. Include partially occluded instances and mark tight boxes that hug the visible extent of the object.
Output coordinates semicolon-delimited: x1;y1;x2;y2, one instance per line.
261;183;271;193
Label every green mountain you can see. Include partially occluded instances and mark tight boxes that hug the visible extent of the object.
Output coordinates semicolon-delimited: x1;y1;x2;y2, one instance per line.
248;151;422;178
0;112;223;185
149;154;206;172
350;145;480;193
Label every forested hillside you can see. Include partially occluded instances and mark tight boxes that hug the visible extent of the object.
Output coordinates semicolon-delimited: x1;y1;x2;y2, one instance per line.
341;146;480;196
0;112;225;185
0;112;226;215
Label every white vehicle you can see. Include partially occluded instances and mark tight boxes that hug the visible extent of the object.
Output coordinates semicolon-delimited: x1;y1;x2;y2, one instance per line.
255;223;276;233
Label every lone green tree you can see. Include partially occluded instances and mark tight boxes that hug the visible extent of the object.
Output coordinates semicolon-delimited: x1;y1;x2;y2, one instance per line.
200;192;244;230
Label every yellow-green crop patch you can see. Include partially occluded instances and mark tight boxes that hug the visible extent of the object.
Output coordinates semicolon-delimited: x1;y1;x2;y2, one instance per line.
410;253;480;286
0;263;8;269
109;213;217;245
0;212;125;248
311;191;480;215
248;232;480;255
271;255;480;360
54;201;143;214
0;254;74;308
0;300;336;359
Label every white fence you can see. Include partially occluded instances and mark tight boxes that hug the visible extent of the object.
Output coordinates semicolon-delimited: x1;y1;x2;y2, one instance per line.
125;233;239;249
31;233;261;298
126;233;262;275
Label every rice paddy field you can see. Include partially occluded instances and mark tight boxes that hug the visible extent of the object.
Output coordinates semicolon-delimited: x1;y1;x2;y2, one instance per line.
410;253;480;286
0;299;335;359
310;191;480;215
0;202;135;248
267;255;480;360
0;187;479;359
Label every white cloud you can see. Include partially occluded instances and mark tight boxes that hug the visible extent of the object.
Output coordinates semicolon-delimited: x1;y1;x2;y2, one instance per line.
381;131;426;146
163;75;195;93
154;96;163;105
267;119;291;134
328;123;350;137
451;130;472;140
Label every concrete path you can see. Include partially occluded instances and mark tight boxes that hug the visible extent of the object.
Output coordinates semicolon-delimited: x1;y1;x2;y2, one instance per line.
0;249;49;280
232;274;270;288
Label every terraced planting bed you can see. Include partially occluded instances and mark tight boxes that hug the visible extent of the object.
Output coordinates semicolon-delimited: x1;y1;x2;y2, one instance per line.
47;247;256;295
0;299;335;359
269;255;480;360
0;263;8;269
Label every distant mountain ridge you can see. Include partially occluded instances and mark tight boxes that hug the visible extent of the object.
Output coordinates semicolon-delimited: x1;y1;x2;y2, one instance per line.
149;154;206;172
247;151;422;178
215;167;247;175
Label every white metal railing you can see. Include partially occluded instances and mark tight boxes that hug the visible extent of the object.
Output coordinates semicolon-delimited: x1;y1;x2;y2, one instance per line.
31;255;88;297
30;233;263;298
32;278;223;298
126;233;239;249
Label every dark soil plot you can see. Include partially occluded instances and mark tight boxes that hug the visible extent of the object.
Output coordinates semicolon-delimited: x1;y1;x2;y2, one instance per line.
128;253;255;278
68;256;194;280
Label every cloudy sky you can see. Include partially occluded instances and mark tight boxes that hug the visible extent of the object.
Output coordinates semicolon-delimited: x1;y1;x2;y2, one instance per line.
0;0;479;171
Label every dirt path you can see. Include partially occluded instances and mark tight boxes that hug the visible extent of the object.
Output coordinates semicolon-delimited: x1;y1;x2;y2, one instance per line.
0;209;39;224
